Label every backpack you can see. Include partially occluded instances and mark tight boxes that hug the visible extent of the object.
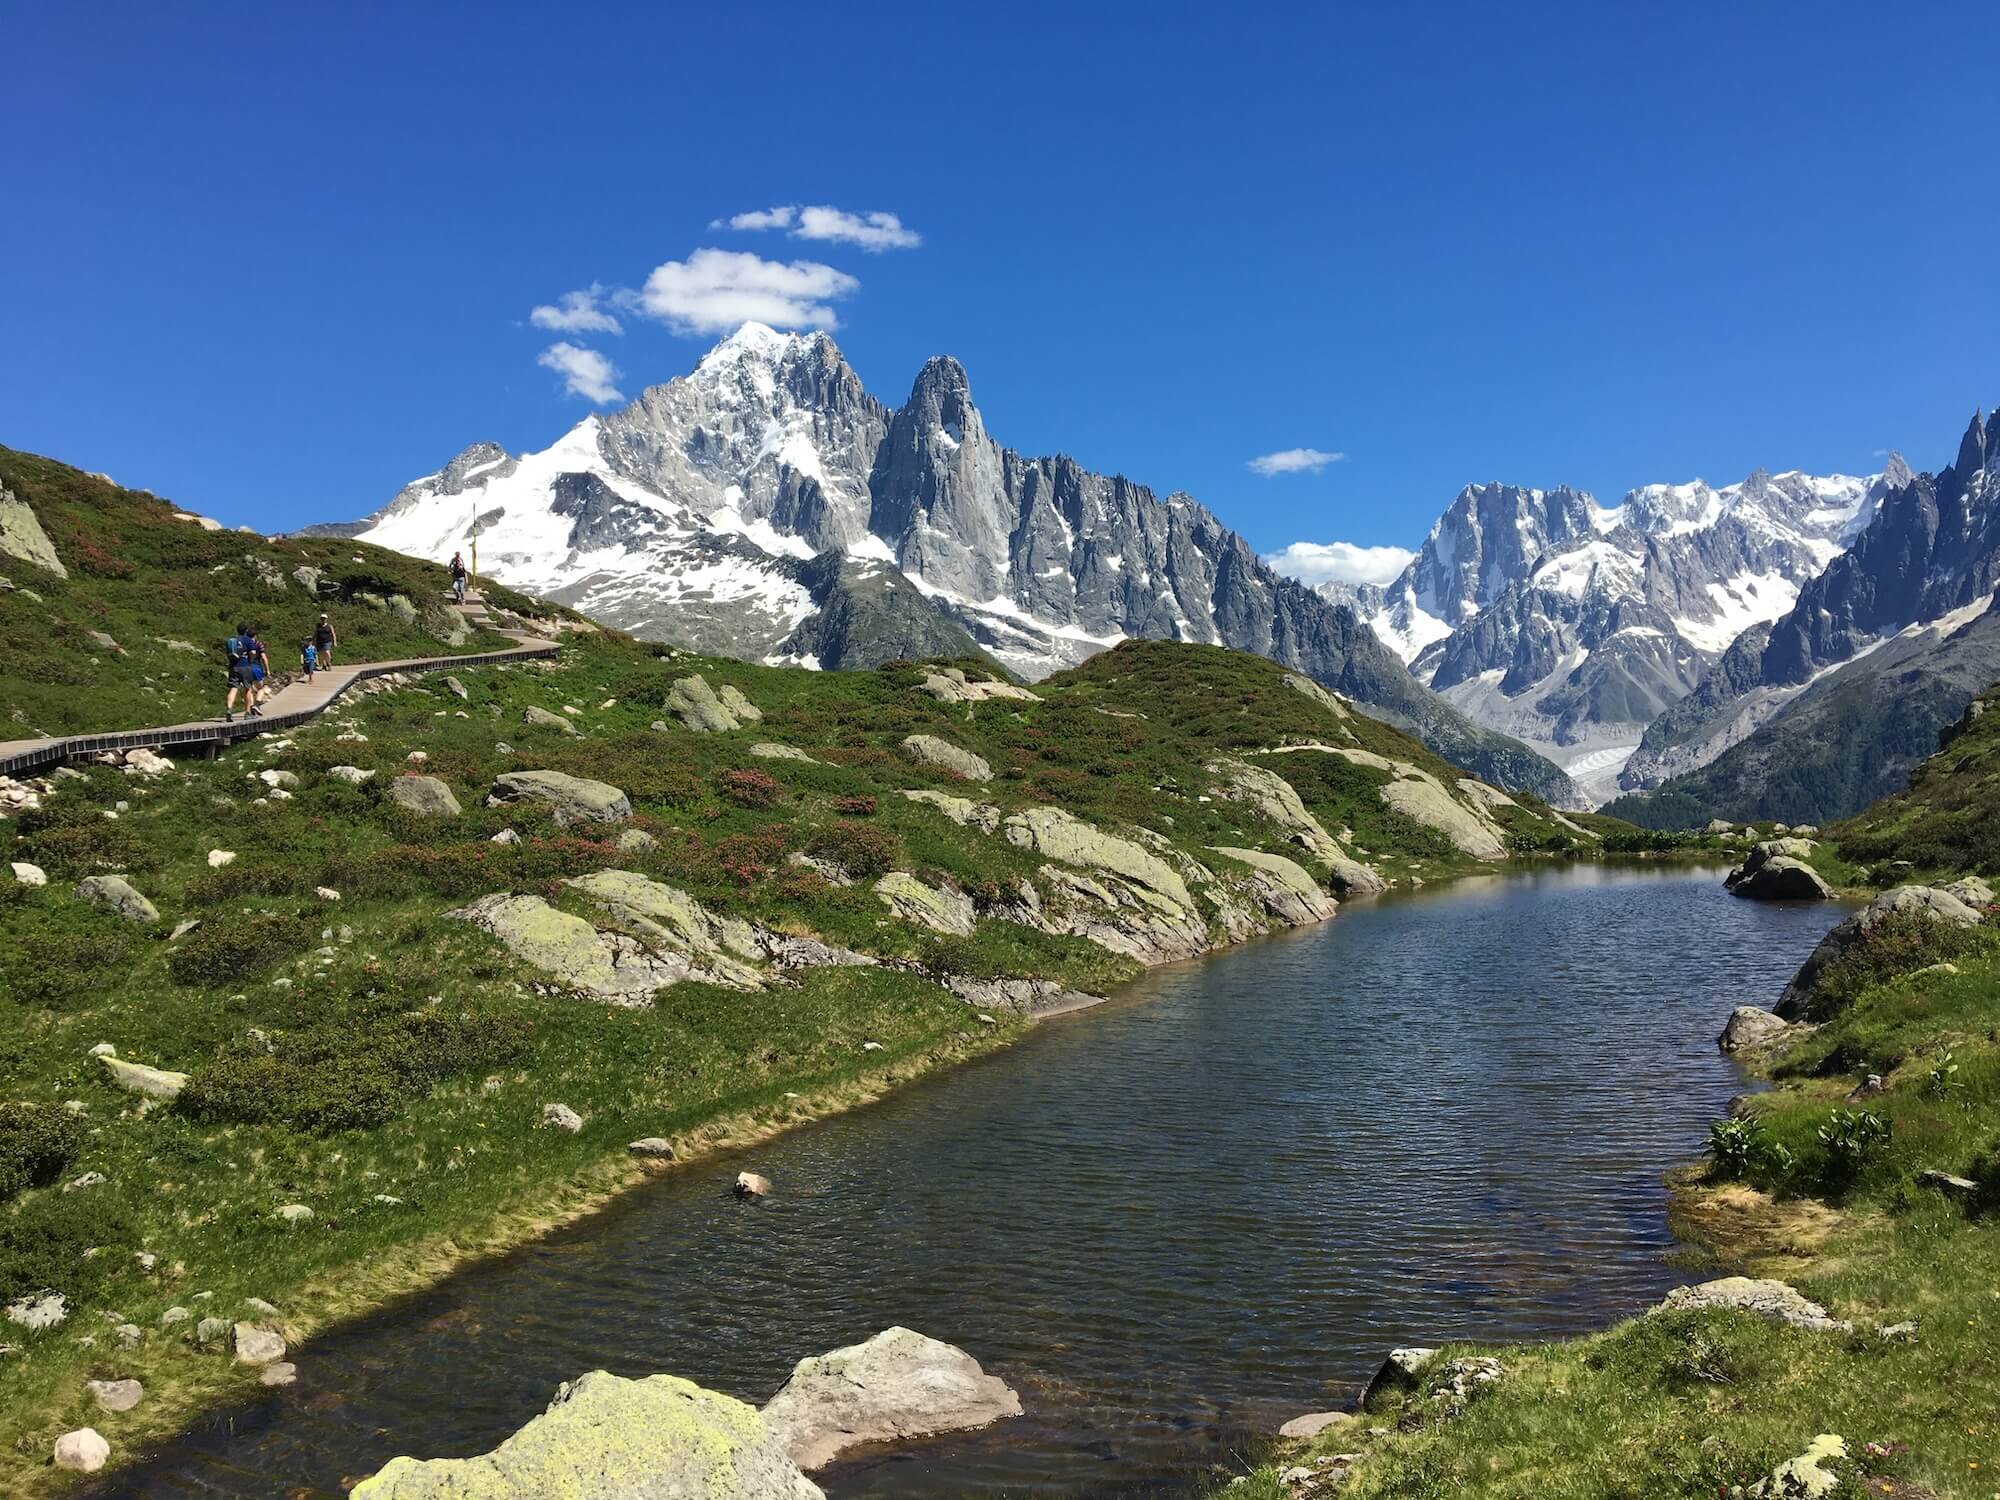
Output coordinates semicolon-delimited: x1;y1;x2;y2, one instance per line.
225;634;249;665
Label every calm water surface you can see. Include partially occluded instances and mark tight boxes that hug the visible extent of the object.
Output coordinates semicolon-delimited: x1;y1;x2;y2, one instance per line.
109;864;1845;1497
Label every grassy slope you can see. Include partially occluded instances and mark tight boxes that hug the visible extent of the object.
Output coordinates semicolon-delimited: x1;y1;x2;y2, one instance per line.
1208;697;2000;1500
0;597;1609;1491
0;449;550;737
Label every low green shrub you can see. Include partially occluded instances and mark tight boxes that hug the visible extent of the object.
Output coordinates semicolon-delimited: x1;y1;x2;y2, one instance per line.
0;924;133;1009
805;821;902;879
1795;911;1994;1022
177;1009;533;1135
165;911;319;986
0;1105;85;1202
0;1192;134;1305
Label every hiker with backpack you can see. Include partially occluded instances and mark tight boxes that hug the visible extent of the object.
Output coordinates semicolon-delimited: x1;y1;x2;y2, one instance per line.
449;550;468;605
314;613;337;669
222;623;266;721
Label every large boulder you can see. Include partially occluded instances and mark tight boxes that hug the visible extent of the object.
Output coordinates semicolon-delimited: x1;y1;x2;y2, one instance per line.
1652;1277;1851;1332
664;675;758;733
0;484;67;578
76;874;158;924
1717;1006;1793;1054
489;770;632;825
1360;1346;1438;1407
565;870;764;987
1208;847;1338;926
873;873;977;936
900;734;993;783
351;1370;823;1499
760;1327;1021;1472
1003;807;1192;910
1380;775;1507;860
918;667;1038;705
386;775;463;817
1725;854;1833;902
1777;885;1986;1018
449;894;679;1005
1205;759;1344;867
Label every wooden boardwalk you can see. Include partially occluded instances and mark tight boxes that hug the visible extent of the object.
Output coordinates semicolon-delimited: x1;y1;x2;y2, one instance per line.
0;594;559;778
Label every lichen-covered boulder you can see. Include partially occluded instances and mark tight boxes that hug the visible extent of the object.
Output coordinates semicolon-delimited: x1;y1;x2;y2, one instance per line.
351;1370;823;1499
76;874;159;923
1717;1006;1794;1054
749;743;818;763
1209;847;1337;926
664;675;755;733
918;667;1039;705
489;769;631;825
1002;807;1191;909
898;788;1001;833
873;873;977;936
760;1327;1021;1472
1205;759;1344;867
0;484;67;578
100;1055;188;1099
1652;1276;1851;1332
386;775;463;818
1381;776;1507;860
1282;673;1351;720
899;734;993;783
448;894;679;1005
521;705;579;736
565;870;764;988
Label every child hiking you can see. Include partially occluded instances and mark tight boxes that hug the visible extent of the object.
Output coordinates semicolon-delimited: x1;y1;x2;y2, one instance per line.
301;637;318;682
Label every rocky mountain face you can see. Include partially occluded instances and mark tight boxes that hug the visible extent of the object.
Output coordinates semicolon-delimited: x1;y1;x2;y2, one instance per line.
1606;410;2000;825
1316;468;1888;801
323;325;1582;803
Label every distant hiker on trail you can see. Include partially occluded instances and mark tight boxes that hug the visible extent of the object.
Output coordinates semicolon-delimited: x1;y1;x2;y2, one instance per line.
314;613;337;669
301;637;318;683
449;550;468;604
222;623;265;721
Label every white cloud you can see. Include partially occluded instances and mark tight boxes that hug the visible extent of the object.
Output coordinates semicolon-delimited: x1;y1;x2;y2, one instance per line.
632;248;860;335
1248;447;1345;476
1263;540;1416;588
715;206;798;232
536;342;624;405
715;203;921;252
529;285;622;335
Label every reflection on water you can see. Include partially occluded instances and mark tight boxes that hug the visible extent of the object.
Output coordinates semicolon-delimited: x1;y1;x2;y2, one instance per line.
109;864;1844;1497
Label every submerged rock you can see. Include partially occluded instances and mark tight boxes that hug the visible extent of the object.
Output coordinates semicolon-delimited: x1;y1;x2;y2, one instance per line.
734;1172;772;1199
760;1327;1022;1471
350;1370;823;1499
1277;1410;1356;1440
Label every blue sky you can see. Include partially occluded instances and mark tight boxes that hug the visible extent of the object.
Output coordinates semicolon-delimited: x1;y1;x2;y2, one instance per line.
6;1;1994;584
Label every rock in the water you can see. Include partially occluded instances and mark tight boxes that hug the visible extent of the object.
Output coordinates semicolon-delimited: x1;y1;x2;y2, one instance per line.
488;769;632;825
1208;847;1338;926
873;872;977;936
76;874;159;923
734;1172;771;1198
386;775;463;817
1278;1410;1355;1440
100;1055;188;1099
760;1327;1022;1471
1717;1006;1793;1054
1778;885;1985;1019
233;1323;287;1365
1653;1276;1851;1332
1360;1347;1438;1406
450;892;682;1005
521;705;579;735
628;1138;676;1159
1724;843;1832;901
53;1428;109;1474
541;1103;584;1133
899;734;993;783
260;1361;298;1386
350;1370;823;1499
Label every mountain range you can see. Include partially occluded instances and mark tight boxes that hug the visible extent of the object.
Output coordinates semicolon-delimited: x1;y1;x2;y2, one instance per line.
1317;467;1896;801
318;324;1584;805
